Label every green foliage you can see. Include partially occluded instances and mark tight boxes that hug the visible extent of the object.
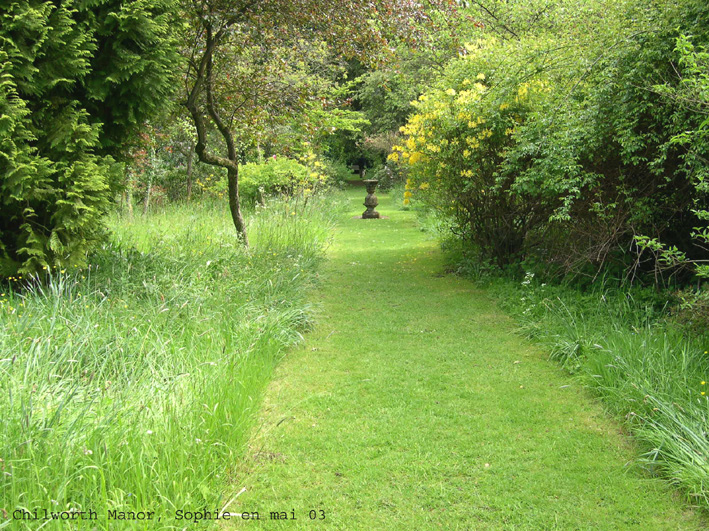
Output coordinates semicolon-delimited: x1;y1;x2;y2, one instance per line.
0;0;180;277
322;9;470;177
393;0;709;281
637;33;709;280
237;157;327;204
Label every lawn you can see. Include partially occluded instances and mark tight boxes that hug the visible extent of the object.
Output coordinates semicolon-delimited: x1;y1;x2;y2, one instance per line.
224;189;706;530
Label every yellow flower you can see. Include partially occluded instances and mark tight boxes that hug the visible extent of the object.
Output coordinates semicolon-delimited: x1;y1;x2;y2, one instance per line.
477;73;486;80
446;88;456;96
499;103;510;111
419;182;430;190
702;381;706;385
404;191;413;199
403;198;410;206
408;152;423;164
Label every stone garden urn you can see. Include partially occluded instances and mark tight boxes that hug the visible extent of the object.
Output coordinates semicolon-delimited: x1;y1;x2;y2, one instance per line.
362;179;381;219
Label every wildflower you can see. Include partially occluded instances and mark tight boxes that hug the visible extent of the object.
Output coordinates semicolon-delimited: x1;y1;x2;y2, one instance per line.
446;88;456;96
419;182;430;191
403;198;410;206
477;73;486;80
702;381;706;385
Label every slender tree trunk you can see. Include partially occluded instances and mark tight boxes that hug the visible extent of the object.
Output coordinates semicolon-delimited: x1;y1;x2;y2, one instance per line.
127;169;135;220
143;145;157;215
186;146;194;201
227;167;248;244
143;176;152;215
184;25;249;245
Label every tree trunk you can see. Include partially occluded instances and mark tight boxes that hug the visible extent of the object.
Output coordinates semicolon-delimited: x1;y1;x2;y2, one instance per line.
127;169;135;220
227;167;248;245
143;176;152;215
186;145;194;201
184;26;249;245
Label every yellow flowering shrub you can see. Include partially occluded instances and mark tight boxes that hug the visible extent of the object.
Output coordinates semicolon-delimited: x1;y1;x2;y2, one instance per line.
389;37;549;264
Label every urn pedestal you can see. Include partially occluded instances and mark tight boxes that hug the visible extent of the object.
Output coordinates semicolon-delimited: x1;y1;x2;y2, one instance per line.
362;179;381;219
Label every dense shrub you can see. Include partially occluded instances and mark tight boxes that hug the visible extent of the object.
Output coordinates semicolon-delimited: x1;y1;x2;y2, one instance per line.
239;157;328;203
394;1;709;281
391;37;555;266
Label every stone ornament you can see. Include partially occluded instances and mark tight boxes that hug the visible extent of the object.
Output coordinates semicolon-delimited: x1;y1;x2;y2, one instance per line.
362;179;381;219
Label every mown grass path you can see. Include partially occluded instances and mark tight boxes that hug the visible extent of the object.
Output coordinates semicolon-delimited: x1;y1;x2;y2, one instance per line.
227;190;705;530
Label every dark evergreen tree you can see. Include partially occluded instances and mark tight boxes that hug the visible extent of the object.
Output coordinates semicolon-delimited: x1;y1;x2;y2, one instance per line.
0;0;180;276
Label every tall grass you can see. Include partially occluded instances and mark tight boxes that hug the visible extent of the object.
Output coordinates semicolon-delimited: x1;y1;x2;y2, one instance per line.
490;275;709;509
0;195;340;529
